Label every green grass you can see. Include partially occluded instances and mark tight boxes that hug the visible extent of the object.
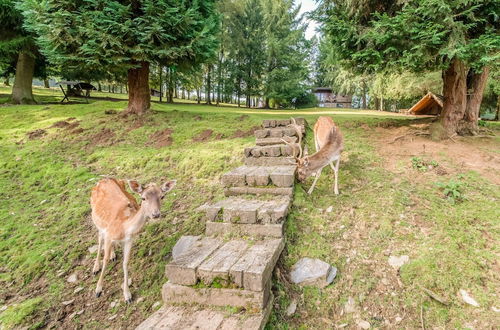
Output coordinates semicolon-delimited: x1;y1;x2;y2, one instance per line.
0;86;499;329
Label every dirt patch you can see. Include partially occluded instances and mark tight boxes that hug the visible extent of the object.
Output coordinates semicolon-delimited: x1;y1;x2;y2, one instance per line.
104;109;118;115
50;120;71;128
27;129;47;140
148;128;173;148
88;128;116;146
215;133;225;140
235;114;249;121
374;124;500;184
193;129;213;142
71;128;85;135
230;126;260;138
193;115;202;121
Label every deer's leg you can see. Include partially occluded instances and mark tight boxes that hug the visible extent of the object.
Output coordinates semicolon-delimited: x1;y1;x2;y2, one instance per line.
110;242;116;262
122;239;133;303
92;232;103;275
95;237;112;298
308;166;324;195
333;157;340;195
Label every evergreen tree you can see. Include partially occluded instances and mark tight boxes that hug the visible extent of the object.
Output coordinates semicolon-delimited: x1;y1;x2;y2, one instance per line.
319;0;499;137
0;0;38;104
22;0;220;114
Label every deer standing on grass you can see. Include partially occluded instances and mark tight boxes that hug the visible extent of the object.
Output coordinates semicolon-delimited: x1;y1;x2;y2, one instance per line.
285;116;343;195
90;178;176;302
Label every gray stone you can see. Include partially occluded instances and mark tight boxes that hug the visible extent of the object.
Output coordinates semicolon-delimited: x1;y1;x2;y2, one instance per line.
136;295;273;330
171;235;200;261
197;240;249;285
230;239;284;291
246;167;270;187
286;299;297;316
261;146;281;157
162;281;270;310
256;136;297;146
67;273;77;283
223;200;262;224
269;166;296;187
166;237;221;285
388;255;409;269
290;258;337;288
254;129;269;139
205;221;284;238
245;157;296;166
225;186;293;197
221;166;250;187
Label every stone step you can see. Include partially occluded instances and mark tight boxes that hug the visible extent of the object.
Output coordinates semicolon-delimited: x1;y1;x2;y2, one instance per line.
262;117;306;128
244;144;297;158
136;295;273;330
224;186;293;197
200;196;291;224
162;280;270;310
206;222;284;238
245;156;297;166
254;126;304;140
221;166;296;188
255;136;297;146
166;237;284;291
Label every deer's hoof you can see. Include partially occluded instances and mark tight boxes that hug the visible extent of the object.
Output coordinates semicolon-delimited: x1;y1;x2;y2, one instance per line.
95;291;102;298
125;297;132;304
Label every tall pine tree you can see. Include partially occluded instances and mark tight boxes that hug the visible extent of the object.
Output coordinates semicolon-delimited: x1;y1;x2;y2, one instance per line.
22;0;220;114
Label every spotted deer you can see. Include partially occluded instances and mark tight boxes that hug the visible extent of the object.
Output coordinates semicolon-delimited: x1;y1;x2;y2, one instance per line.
90;178;176;302
285;116;343;194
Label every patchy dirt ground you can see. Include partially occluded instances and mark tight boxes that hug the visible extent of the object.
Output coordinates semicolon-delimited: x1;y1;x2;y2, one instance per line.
148;128;173;147
374;123;500;184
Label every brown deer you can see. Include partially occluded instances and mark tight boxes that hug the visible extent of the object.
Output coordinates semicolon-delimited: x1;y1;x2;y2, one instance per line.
90;178;176;303
286;116;343;194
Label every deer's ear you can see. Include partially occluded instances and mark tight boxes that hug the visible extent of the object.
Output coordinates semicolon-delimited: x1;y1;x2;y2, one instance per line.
128;180;143;194
161;180;177;193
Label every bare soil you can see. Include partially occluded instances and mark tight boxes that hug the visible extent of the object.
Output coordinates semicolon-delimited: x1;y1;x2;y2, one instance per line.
193;129;213;142
88;128;116;146
27;129;47;140
230;126;260;138
148;128;173;148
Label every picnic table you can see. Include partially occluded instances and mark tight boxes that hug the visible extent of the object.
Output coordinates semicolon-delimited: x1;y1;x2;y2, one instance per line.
58;81;96;103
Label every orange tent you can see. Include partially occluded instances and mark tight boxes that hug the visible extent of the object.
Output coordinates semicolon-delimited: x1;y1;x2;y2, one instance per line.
409;92;443;115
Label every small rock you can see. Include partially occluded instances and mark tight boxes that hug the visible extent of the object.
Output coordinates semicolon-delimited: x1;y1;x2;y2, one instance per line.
104;109;117;115
40;200;47;205
73;287;84;294
326;206;333;213
67;273;77;283
77;309;84;315
290;258;337;288
152;301;161;309
0;305;8;312
286;299;297;316
110;301;117;308
136;297;145;304
62;299;75;306
492;306;500;313
337;323;348;328
388;255;409;269
344;297;356;313
108;314;117;321
88;245;99;254
395;316;402;323
459;289;479;307
357;320;370;329
172;236;200;261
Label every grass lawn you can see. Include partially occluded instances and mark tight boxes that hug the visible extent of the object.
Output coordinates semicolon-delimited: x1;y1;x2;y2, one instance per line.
0;86;499;329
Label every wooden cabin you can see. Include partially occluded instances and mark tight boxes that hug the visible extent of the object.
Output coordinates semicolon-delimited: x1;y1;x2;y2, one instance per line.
409;92;443;115
150;88;162;97
313;87;352;108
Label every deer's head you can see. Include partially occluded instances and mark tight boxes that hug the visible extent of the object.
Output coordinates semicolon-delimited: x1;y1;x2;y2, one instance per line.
128;180;176;219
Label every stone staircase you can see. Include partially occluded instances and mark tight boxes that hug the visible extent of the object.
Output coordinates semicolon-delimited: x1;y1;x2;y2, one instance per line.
136;118;306;330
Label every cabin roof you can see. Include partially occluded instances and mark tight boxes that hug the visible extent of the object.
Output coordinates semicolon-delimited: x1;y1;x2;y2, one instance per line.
409;92;443;114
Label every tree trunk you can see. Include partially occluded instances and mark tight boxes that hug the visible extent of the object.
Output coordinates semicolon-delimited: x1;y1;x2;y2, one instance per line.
11;51;36;104
438;58;467;138
98;82;102;92
4;76;9;86
43;79;50;88
374;97;379;111
495;95;500;121
362;82;367;109
126;61;151;115
159;66;163;103
459;67;490;135
196;88;200;104
206;65;212;105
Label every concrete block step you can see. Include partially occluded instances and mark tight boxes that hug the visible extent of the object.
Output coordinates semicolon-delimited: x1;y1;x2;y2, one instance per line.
254;127;303;139
224;186;293;197
201;196;291;224
206;221;284;238
255;136;297;146
136;294;273;330
162;281;270;311
245;156;297;166
166;237;284;291
244;144;296;158
262;117;306;128
221;165;296;188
